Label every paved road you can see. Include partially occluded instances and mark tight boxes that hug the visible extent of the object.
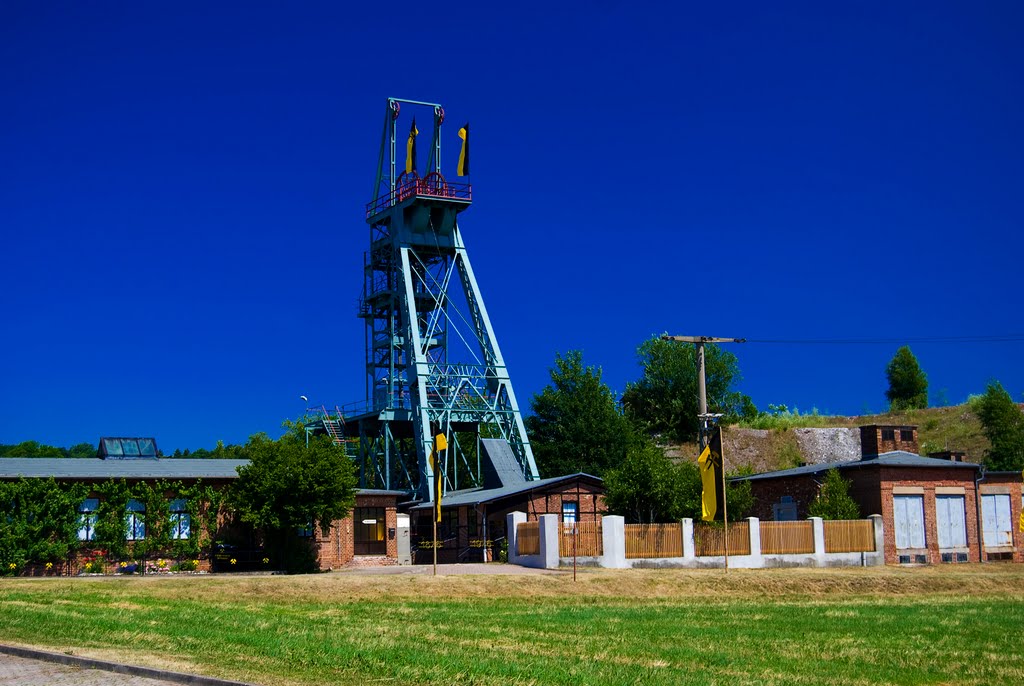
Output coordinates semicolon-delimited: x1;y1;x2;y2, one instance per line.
0;653;179;686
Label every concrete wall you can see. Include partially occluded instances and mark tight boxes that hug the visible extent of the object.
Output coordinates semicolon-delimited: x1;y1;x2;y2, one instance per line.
508;512;885;570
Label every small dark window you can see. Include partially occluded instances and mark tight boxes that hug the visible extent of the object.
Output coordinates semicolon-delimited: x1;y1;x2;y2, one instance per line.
900;429;914;442
355;507;386;555
914;554;927;564
956;553;968;563
898;554;911;564
941;552;953;563
441;509;458;540
467;510;478;537
882;429;896;441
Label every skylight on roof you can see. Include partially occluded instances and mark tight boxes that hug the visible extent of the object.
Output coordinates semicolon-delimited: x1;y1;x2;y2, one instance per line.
99;437;159;459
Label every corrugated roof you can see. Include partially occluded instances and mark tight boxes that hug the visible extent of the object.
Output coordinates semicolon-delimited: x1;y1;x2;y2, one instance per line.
0;458;248;480
733;451;980;483
0;460;418;496
410;472;602;510
479;438;527;489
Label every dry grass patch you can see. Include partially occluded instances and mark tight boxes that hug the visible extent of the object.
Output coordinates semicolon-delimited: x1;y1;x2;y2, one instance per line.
2;565;1023;686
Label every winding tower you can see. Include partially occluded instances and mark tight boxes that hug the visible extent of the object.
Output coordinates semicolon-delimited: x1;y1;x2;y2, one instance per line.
342;98;539;501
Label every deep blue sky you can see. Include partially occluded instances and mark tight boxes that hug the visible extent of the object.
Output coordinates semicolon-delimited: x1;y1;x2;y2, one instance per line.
2;2;1022;451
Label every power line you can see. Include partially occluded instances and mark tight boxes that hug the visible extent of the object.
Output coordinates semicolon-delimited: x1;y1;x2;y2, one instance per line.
743;335;1024;345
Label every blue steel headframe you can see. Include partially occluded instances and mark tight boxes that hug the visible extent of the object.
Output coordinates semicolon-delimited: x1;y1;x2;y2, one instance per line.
352;98;539;501
372;98;444;206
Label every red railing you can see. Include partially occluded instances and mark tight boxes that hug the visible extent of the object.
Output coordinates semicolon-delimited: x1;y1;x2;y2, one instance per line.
366;173;472;218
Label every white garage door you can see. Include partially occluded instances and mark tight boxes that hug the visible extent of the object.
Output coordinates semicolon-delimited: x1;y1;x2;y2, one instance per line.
894;495;926;549
935;495;966;549
981;494;1012;547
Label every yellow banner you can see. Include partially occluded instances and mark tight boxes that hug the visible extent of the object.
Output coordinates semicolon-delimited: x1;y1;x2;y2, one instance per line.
698;444;717;521
457;123;469;176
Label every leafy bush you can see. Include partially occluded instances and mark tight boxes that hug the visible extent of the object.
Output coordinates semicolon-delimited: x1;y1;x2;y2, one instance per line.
807;469;860;520
973;381;1024;471
170;559;199;572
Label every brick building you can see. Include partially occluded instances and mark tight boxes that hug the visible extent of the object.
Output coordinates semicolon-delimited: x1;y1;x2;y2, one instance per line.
408;438;605;563
734;425;1023;565
0;438;405;572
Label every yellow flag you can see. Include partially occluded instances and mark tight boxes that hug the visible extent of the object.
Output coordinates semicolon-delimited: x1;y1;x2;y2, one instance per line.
698;444;717;521
405;117;418;174
433;432;447;522
1020;470;1024;533
457;123;469;176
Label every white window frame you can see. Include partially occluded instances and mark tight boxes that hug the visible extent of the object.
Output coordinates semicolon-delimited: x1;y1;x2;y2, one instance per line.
169;499;190;540
562;501;578;525
78;498;99;542
126;499;146;541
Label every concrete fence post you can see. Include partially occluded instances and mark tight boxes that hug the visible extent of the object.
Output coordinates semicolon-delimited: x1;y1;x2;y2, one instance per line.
810;516;826;566
506;511;526;565
747;517;762;563
601;515;627;568
538;514;560;569
682;518;695;559
870;514;884;561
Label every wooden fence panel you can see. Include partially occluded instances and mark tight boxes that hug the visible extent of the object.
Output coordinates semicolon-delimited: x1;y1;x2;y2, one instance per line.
760;521;815;554
625;523;683;559
559;521;603;557
824;520;876;553
517;521;539;556
694;522;750;556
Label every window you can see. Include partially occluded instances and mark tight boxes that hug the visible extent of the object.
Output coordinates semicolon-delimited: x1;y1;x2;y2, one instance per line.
893;495;925;549
441;509;458;540
467;509;478;537
296;520;314;538
126;499;145;541
562;501;578;525
169;499;190;540
881;429;895;441
935;495;966;549
900;429;914;442
78;498;99;542
354;507;386;555
981;494;1012;547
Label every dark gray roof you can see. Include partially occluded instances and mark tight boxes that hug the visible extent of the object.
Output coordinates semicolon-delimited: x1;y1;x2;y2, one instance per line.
0;458;248;480
356;489;409;497
410;472;602;510
733;451;980;483
479;438;528;489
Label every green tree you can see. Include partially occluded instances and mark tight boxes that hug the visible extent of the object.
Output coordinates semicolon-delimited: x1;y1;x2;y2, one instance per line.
526;350;634;478
65;443;96;459
724;470;755;522
622;337;755;443
228;424;358;572
0;441;64;458
885;346;928;411
807;469;860;520
604;443;702;523
0;478;89;574
604;443;755;524
974;381;1024;471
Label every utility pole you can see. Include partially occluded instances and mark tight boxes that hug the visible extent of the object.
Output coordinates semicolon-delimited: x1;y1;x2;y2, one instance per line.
661;334;745;571
660;335;745;449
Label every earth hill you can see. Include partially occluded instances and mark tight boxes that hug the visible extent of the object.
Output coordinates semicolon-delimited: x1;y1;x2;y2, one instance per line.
663;404;993;474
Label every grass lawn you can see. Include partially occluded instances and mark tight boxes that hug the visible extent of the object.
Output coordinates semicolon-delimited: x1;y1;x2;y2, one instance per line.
1;565;1023;685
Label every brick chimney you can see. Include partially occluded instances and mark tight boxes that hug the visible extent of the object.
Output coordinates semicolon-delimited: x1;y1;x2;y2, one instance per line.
928;450;967;463
860;425;918;458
